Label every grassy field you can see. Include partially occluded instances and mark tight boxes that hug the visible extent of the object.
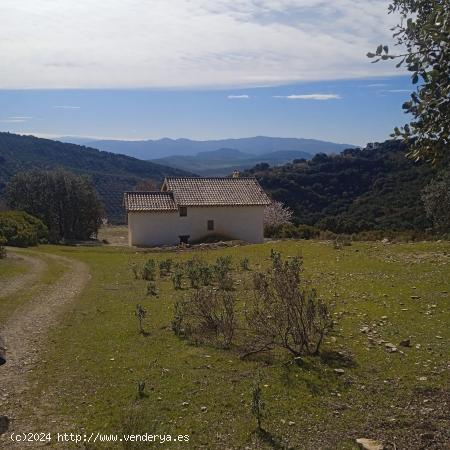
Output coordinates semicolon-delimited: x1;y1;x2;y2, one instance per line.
14;240;450;449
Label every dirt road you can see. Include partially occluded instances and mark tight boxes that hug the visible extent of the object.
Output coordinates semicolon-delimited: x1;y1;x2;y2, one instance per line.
0;253;47;299
0;251;90;448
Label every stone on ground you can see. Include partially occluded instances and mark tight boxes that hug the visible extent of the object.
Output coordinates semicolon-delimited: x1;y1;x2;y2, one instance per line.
356;438;384;450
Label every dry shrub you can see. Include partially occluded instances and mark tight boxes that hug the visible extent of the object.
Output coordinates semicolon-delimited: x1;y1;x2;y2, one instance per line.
141;258;156;281
171;263;184;289
243;250;332;358
172;287;235;348
159;258;173;277
213;256;234;290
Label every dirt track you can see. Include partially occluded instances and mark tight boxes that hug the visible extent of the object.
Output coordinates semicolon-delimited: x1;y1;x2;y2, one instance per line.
0;251;90;448
0;253;47;300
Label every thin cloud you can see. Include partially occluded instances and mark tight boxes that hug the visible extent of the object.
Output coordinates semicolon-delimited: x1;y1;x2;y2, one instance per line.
386;89;410;93
0;0;400;89
227;94;250;99
366;83;389;87
53;105;81;109
273;94;342;100
0;115;33;123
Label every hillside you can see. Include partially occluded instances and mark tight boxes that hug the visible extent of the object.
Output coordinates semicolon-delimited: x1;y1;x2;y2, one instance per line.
245;140;436;233
0;132;193;223
151;147;312;176
61;136;356;160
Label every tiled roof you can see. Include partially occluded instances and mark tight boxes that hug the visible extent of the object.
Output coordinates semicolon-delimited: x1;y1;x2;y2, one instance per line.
124;191;177;211
163;177;271;206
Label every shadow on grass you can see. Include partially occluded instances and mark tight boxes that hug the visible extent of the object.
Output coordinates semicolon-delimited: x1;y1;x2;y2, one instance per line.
0;416;9;435
281;360;329;396
279;351;356;396
253;428;297;450
319;350;356;368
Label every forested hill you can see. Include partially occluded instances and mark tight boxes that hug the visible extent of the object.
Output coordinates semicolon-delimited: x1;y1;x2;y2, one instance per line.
245;140;436;233
0;132;192;223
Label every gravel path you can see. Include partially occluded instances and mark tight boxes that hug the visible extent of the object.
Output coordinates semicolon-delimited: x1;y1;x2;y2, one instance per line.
0;253;47;300
0;251;90;448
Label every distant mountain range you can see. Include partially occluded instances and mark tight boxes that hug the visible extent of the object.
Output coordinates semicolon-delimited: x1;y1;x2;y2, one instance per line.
59;136;356;160
151;148;313;176
0;132;192;223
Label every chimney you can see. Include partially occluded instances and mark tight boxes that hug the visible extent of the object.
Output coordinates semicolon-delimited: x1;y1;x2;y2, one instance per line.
232;170;240;178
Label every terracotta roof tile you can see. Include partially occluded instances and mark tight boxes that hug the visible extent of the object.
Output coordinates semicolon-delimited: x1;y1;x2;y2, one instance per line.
124;191;177;211
163;177;271;206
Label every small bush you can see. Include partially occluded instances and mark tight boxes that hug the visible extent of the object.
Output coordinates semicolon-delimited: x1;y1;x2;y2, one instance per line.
130;262;140;279
159;258;173;277
184;258;215;287
0;211;48;247
215;255;233;270
213;256;234;290
318;230;338;241
172;287;236;348
240;257;250;271
278;223;301;238
244;252;332;358
185;258;202;289
297;224;320;240
171;263;184;290
142;258;156;281
137;381;146;399
146;281;157;296
251;371;265;432
265;223;298;238
266;223;322;240
171;299;186;337
199;264;213;286
135;304;148;334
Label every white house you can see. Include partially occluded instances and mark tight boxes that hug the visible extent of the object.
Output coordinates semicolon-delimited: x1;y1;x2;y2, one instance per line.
123;175;271;247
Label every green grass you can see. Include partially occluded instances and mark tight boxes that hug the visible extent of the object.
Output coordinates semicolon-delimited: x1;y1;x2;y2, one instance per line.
27;241;450;449
98;225;129;246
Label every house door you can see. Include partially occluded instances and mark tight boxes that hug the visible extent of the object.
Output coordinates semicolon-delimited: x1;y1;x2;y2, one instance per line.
179;235;190;244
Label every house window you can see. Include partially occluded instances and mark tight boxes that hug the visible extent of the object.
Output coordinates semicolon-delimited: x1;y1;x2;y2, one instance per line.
207;220;214;231
179;206;187;217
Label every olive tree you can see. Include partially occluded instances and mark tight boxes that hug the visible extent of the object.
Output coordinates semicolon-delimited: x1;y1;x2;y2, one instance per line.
7;168;103;242
368;0;450;163
422;171;450;232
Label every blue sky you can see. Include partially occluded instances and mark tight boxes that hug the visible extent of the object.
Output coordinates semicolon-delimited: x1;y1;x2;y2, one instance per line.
0;0;411;145
0;77;413;145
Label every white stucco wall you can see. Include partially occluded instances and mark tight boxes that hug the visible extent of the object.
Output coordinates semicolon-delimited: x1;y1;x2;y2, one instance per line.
128;205;265;246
